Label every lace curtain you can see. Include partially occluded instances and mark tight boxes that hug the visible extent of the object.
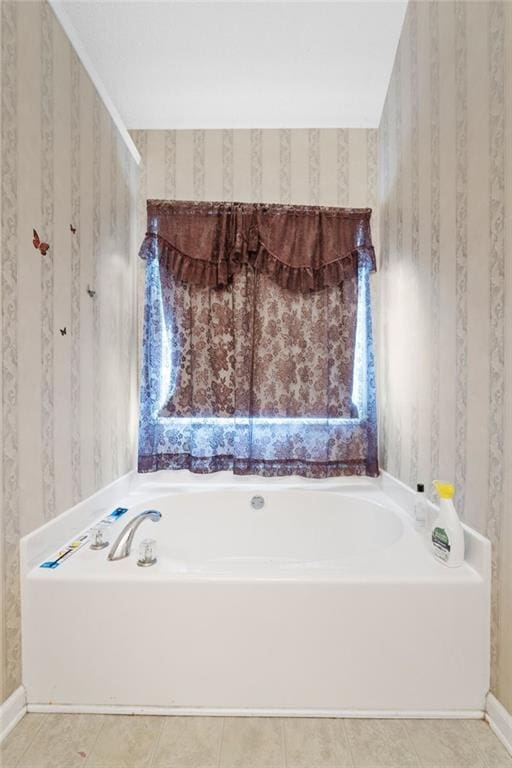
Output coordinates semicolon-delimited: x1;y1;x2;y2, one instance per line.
138;200;378;478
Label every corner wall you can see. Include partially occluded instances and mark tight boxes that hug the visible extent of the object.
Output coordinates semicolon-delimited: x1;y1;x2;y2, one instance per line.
378;0;512;709
0;0;139;703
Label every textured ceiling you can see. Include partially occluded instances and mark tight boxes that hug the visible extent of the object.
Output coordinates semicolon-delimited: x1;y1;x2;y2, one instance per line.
54;1;407;129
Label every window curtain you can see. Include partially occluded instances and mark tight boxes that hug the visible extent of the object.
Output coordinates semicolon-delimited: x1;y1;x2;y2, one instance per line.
138;200;378;478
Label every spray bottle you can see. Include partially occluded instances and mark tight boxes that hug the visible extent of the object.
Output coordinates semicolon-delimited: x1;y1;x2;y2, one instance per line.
431;482;465;567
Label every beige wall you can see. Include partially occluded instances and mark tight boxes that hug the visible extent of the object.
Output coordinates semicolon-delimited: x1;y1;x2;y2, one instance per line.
0;1;139;702
130;127;378;232
378;1;512;709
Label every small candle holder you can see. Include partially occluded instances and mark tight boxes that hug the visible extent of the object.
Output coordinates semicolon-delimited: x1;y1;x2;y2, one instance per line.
137;538;157;567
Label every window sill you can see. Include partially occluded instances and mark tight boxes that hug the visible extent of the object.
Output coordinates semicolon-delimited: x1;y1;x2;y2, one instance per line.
155;416;365;425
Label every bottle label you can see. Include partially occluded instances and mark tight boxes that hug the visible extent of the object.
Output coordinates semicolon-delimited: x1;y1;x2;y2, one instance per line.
432;526;451;562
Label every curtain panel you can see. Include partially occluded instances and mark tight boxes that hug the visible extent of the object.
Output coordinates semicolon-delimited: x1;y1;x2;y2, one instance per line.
138;200;378;478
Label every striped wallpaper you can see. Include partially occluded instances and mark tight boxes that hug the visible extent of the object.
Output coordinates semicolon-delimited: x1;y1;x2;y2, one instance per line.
0;0;139;703
130;128;378;210
378;0;512;709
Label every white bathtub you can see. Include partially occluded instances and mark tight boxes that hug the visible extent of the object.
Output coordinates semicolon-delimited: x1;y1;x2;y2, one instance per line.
21;472;490;716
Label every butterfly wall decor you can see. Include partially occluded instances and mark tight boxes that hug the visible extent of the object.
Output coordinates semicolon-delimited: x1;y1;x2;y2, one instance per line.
86;286;96;298
33;229;50;255
59;327;67;336
70;224;76;234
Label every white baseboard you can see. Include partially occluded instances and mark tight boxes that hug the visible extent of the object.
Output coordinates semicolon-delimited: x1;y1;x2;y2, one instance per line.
0;686;27;743
486;693;512;756
27;702;484;719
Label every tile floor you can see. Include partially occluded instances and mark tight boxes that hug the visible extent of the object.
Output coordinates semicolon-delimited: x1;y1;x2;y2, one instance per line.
1;713;512;768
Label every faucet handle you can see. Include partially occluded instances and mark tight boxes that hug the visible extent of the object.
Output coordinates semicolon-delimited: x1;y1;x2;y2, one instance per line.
90;523;110;550
137;538;157;567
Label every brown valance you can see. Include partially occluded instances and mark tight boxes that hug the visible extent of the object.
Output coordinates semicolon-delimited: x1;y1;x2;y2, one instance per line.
139;199;376;292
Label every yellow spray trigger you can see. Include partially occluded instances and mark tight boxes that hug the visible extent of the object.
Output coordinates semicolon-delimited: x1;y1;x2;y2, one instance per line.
433;481;455;500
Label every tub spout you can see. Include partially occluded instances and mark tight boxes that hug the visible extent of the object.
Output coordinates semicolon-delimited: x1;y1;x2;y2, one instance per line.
108;510;162;561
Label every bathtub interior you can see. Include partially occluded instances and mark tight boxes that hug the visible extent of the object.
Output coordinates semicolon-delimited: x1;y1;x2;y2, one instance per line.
123;489;404;566
23;474;488;582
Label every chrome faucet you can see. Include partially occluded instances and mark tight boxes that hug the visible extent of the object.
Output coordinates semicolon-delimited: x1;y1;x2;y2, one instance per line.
108;510;162;561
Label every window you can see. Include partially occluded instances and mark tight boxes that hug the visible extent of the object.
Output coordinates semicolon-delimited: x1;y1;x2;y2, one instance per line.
138;200;378;478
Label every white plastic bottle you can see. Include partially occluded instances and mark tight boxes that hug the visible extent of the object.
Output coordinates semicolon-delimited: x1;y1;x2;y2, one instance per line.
431;482;465;567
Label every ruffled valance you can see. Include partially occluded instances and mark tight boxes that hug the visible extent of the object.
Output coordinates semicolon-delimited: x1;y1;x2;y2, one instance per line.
139;199;376;292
